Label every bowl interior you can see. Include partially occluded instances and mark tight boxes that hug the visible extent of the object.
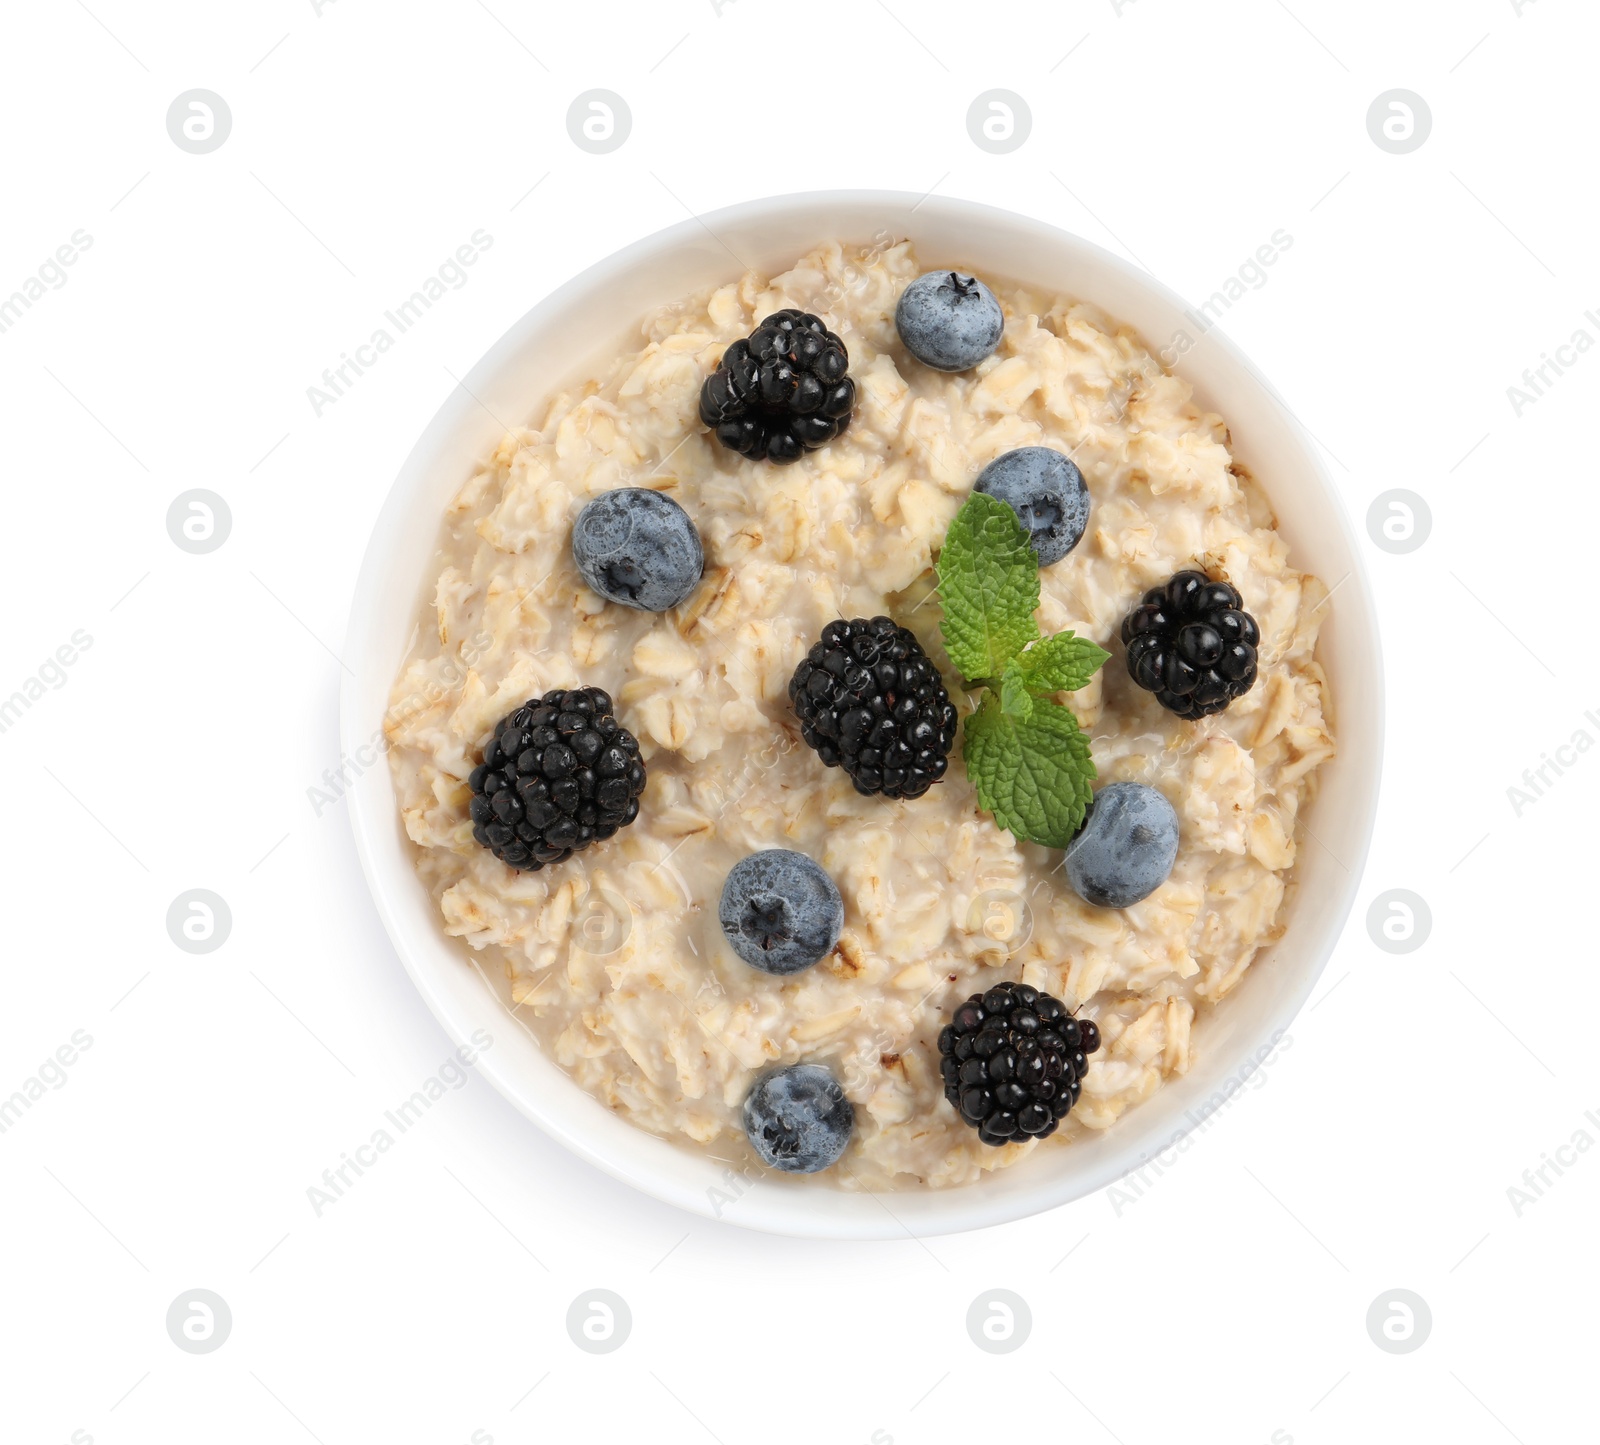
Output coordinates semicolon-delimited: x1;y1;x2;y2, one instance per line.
342;191;1381;1239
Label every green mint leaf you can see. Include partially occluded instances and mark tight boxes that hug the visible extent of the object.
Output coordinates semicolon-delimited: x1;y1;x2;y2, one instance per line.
999;660;1034;721
1017;632;1111;695
963;692;1097;849
937;491;1040;682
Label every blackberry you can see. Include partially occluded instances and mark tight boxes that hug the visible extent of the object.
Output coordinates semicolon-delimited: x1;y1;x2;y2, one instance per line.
698;310;855;464
1121;570;1261;721
937;983;1101;1145
467;687;646;872
788;617;957;800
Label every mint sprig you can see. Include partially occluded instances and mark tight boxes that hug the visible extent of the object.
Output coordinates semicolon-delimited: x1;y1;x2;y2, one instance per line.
1015;631;1110;694
964;693;1097;849
936;492;1107;848
999;659;1034;721
936;492;1042;682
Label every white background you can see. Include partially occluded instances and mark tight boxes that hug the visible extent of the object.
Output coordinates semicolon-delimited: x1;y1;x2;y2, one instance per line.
2;0;1595;1441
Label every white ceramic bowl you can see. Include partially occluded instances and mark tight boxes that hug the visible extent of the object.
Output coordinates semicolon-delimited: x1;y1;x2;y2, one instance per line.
342;190;1382;1239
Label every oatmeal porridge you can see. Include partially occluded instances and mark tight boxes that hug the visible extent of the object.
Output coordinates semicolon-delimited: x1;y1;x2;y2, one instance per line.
384;239;1335;1191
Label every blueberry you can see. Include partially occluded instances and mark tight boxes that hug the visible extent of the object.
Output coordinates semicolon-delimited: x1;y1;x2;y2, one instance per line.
718;849;843;975
973;447;1090;566
894;271;1004;372
571;488;704;612
742;1064;854;1173
1063;782;1180;908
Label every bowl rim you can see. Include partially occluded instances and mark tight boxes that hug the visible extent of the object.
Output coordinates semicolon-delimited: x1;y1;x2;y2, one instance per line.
341;188;1384;1239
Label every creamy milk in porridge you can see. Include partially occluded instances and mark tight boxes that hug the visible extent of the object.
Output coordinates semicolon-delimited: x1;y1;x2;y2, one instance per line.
385;239;1334;1191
